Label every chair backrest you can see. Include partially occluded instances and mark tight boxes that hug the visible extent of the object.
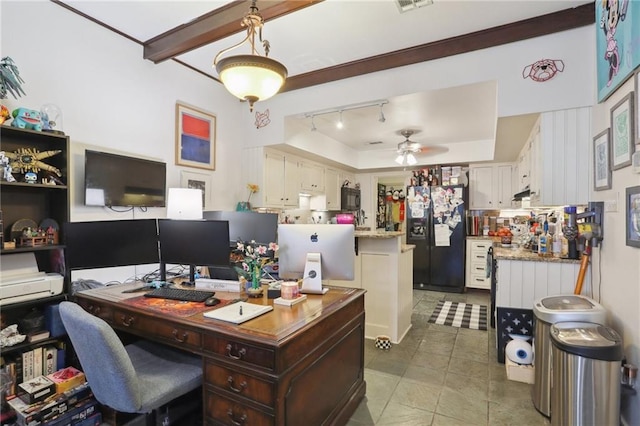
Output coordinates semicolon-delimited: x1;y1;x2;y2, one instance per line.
59;301;142;412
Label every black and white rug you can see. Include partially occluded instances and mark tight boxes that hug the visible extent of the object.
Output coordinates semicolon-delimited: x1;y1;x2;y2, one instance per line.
428;300;488;330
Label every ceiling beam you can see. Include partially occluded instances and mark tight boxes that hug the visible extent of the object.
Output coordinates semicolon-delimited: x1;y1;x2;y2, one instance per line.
143;0;323;64
282;2;595;93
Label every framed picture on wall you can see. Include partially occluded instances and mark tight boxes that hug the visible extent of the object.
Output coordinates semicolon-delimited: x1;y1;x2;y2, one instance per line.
610;93;635;170
595;2;640;102
635;70;640;145
175;102;216;170
181;170;212;209
593;128;611;191
626;185;640;248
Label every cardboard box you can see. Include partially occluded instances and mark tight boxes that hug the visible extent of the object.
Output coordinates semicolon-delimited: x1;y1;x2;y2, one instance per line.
47;367;86;394
8;382;93;426
17;375;56;404
505;357;535;384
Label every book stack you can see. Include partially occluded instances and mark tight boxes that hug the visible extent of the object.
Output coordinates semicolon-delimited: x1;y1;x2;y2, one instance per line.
1;343;65;398
7;381;101;426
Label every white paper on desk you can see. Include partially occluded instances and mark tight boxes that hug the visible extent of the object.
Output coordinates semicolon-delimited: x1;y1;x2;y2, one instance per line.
434;224;451;246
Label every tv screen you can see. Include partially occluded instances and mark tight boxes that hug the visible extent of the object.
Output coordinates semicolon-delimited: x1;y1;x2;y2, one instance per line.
84;150;166;207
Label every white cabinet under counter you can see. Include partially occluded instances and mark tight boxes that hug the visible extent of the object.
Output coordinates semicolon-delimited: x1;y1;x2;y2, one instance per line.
327;231;413;344
465;238;492;290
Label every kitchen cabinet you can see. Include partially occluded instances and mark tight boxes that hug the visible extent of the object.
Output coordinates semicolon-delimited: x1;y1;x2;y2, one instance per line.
465;239;491;290
299;160;324;194
516;142;531;192
242;147;301;208
528;107;591;206
309;167;341;211
469;163;514;209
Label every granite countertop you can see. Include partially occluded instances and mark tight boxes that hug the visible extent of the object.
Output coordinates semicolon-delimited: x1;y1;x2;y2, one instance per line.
401;244;416;253
493;246;581;264
354;231;404;238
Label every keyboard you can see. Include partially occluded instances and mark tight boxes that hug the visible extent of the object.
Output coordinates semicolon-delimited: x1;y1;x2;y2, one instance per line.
144;287;215;303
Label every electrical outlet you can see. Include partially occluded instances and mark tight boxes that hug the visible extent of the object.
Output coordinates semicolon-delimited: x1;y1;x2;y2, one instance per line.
605;199;617;212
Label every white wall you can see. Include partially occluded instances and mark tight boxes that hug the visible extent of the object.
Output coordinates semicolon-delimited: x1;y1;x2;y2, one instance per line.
1;1;244;281
590;77;640;424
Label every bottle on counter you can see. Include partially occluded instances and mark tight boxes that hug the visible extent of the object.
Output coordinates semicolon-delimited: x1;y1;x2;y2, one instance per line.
552;227;562;257
538;221;549;257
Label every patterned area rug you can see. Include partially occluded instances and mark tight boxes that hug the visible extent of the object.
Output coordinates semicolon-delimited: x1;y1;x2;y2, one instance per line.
428;300;488;330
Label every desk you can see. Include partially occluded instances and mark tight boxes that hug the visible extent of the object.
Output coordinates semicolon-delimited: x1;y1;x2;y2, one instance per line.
75;284;366;425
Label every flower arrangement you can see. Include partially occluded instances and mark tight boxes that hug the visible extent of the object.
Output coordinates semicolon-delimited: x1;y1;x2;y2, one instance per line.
232;239;278;290
237;183;259;211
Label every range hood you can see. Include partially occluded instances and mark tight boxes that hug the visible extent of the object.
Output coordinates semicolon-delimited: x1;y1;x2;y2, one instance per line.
513;188;531;201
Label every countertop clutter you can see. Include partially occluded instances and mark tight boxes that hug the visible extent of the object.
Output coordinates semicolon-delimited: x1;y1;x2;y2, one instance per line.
467;236;581;264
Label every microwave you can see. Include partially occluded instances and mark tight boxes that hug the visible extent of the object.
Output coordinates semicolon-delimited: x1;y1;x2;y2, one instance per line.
341;187;361;211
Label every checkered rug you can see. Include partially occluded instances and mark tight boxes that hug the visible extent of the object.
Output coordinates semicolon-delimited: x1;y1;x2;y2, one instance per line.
428;301;488;330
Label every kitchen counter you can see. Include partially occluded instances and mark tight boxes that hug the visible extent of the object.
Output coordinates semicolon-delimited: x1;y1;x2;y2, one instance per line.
401;244;415;253
493;247;582;264
354;230;404;238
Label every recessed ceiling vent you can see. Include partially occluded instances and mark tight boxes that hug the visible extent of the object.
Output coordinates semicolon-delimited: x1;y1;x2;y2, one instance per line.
395;0;434;13
368;141;384;145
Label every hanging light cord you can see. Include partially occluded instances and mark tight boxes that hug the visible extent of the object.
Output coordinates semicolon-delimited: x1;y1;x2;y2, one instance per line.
213;1;268;65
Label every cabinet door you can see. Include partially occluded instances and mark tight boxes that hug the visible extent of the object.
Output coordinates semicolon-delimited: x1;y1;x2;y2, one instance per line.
469;166;494;209
283;156;299;207
263;151;286;207
299;161;324;193
495;165;513;209
528;126;541;204
325;168;340;210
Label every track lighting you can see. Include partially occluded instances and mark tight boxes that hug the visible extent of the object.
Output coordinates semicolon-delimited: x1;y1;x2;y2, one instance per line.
303;99;388;132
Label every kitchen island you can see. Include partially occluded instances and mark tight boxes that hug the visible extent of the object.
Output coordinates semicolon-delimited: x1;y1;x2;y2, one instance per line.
328;231;414;344
493;246;590;309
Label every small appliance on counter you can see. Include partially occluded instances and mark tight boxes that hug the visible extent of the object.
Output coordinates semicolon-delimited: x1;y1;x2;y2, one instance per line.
335;213;355;224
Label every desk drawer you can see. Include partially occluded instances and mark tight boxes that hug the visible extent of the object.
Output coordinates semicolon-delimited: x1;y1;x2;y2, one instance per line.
205;390;274;426
78;300;113;322
112;309;202;351
204;336;275;371
205;361;275;407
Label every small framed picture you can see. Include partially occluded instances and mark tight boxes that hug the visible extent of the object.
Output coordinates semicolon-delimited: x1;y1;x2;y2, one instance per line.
626;185;640;248
175;102;216;170
593;128;611;191
610;93;635;170
181;170;212;209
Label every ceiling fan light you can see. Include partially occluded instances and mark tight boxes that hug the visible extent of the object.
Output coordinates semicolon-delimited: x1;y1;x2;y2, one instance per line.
395;153;406;165
216;55;287;110
406;153;417;165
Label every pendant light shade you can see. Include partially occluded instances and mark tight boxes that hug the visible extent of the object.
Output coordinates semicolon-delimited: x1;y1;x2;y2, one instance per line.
213;1;287;111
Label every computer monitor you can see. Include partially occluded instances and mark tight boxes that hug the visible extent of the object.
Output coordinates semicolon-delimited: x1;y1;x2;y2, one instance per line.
157;219;230;282
64;219;160;270
277;224;355;294
203;210;278;247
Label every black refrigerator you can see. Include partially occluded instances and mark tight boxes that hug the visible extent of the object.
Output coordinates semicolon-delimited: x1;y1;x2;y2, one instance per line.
406;184;466;293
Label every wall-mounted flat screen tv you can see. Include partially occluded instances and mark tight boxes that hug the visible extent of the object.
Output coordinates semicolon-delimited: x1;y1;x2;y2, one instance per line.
84;149;166;207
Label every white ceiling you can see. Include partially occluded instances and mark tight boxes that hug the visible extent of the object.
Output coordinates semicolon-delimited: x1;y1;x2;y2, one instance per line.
57;0;588;169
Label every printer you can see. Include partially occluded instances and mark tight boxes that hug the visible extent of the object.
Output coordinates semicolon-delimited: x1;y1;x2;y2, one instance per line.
1;252;64;306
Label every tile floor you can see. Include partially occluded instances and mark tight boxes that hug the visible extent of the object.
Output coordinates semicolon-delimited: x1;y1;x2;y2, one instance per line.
347;289;550;426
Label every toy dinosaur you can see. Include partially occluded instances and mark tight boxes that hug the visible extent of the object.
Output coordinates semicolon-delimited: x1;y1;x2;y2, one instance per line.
11;108;42;131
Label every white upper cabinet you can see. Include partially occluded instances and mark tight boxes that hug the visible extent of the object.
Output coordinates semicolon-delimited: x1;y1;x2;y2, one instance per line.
469;163;514;210
299;160;325;194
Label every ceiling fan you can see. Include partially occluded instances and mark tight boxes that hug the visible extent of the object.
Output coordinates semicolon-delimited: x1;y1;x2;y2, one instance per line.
395;130;422;165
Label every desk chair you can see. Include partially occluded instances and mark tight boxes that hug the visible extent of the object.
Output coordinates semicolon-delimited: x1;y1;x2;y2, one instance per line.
59;301;203;417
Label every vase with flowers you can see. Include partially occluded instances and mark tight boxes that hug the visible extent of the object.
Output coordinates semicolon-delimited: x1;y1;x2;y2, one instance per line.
236;183;259;211
232;239;278;296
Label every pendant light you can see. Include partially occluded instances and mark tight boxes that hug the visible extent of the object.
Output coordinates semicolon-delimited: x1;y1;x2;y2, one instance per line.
213;1;288;112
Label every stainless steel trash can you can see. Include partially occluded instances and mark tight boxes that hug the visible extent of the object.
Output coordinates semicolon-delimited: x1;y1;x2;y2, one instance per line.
550;321;623;426
531;295;606;416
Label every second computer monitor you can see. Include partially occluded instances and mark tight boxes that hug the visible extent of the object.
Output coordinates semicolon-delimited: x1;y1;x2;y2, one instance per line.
277;224;355;294
203;211;278;247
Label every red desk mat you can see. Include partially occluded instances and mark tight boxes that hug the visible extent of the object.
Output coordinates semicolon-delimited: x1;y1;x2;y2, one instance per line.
122;295;234;318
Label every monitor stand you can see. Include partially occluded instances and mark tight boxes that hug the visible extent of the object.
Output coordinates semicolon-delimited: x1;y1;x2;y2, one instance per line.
300;253;329;295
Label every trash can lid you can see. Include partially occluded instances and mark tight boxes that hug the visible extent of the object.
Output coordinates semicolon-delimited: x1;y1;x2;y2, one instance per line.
550;321;623;361
533;295;607;324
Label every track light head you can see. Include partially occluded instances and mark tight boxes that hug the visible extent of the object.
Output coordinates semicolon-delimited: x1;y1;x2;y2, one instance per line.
378;104;386;123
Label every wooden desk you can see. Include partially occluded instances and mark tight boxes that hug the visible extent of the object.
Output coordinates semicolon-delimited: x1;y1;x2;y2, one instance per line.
75;284;366;425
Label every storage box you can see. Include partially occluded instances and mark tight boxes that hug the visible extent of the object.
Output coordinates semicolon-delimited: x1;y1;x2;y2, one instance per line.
47;367;86;394
44;304;66;338
505;357;535;384
17;375;56;404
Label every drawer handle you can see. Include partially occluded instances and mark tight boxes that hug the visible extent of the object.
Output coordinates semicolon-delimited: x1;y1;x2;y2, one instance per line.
226;344;247;361
119;315;135;327
88;305;101;315
475;255;485;259
172;329;188;343
227;376;248;393
227;409;247;425
475;278;484;282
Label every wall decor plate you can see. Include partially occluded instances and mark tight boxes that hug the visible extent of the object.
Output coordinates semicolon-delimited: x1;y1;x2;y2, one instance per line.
40;218;59;231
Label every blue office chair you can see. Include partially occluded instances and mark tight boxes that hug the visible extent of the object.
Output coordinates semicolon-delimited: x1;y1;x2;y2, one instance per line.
58;301;203;416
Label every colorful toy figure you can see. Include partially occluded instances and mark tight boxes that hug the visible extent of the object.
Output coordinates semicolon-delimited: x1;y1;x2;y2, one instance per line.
0;151;16;182
0;105;10;125
24;171;38;183
11;107;42;131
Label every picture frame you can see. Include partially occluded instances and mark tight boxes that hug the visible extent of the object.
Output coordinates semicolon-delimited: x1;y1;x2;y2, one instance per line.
180;170;212;209
635;70;640;145
626;185;640;248
593;128;611;191
175;102;216;170
610;93;635;170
